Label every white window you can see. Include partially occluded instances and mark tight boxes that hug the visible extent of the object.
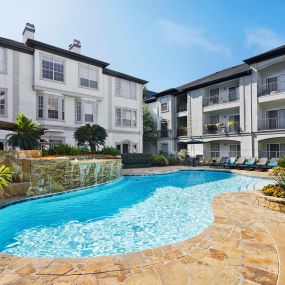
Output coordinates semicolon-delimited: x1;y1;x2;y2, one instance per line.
75;100;82;123
210;143;220;158
161;143;169;154
42;54;64;82
0;48;6;73
48;97;59;119
79;65;98;89
0;89;6;116
115;108;137;127
229;144;240;157
161;102;168;112
229;86;239;102
115;78;136;98
84;102;94;122
210;88;219;104
37;94;64;120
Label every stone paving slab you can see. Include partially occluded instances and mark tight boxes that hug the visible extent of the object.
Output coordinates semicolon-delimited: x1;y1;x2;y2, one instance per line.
0;167;284;285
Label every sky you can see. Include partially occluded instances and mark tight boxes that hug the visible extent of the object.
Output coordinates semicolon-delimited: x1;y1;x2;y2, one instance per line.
1;0;285;92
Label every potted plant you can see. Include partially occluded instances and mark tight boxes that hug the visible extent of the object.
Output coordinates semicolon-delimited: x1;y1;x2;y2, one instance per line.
204;124;218;133
227;121;237;127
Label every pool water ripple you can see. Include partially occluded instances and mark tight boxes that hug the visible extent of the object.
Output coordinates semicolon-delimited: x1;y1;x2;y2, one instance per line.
0;171;271;258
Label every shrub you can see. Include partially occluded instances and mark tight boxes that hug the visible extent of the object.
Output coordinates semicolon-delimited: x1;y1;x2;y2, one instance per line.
42;144;89;156
262;184;285;198
271;166;285;176
152;154;169;166
0;165;12;190
101;147;119;156
178;149;188;160
278;156;285;168
167;155;178;165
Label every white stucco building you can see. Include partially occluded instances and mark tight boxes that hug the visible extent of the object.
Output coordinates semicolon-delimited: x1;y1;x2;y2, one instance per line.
145;44;285;159
0;23;147;152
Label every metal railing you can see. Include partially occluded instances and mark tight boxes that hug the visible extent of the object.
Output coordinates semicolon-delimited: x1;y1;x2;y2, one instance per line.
158;129;172;138
177;127;188;137
258;80;285;97
258;117;285;130
203;90;239;107
203;151;241;159
203;124;240;134
258;151;285;159
177;104;187;112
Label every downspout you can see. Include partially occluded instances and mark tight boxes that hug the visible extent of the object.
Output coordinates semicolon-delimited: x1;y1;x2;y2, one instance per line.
250;72;254;157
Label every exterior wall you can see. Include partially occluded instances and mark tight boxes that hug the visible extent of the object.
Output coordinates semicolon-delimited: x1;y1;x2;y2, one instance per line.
0;45;144;153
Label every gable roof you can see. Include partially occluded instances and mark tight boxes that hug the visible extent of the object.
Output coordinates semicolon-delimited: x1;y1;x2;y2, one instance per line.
0;37;34;54
177;63;251;91
103;68;148;84
144;90;157;102
244;44;285;64
26;39;109;68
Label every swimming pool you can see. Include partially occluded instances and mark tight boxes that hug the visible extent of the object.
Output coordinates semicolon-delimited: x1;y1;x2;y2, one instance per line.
0;170;270;258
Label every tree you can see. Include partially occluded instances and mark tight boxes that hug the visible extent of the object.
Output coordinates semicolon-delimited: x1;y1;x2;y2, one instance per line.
7;114;44;150
143;104;157;145
0;165;12;191
74;124;107;151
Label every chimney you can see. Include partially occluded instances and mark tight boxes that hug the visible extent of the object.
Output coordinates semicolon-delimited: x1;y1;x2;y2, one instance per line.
22;23;35;44
69;39;81;54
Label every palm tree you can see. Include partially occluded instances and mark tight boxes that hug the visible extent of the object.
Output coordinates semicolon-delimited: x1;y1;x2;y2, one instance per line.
74;124;107;151
7;114;44;150
0;165;12;190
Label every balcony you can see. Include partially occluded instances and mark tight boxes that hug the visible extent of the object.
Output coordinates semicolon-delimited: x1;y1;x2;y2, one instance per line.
258;117;285;131
258;79;285;97
258;150;285;159
203;123;240;135
203;90;239;107
177;104;187;113
177;126;188;137
158;129;172;138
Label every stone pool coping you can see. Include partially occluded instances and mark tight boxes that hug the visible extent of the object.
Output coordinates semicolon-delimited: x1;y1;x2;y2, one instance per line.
0;166;285;284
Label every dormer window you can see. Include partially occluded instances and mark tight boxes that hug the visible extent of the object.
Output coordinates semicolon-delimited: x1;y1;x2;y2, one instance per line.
79;64;98;89
41;54;65;82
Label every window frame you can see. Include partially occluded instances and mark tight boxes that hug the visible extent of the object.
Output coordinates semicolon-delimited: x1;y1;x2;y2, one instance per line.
115;107;137;128
40;53;66;84
78;64;99;90
0;88;7;117
115;78;137;99
161;102;169;113
160;143;169;154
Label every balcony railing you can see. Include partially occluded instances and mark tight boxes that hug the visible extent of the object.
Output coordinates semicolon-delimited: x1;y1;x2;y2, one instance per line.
258;80;285;97
203;124;240;134
258;151;285;159
158;129;172;138
177;104;187;113
203;90;239;107
258;117;285;130
177;127;188;137
203;151;241;159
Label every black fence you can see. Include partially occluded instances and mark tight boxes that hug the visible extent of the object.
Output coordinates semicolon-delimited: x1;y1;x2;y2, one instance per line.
121;153;153;168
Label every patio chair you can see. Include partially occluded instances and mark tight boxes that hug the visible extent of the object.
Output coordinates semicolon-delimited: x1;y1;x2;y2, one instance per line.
231;157;246;169
216;157;228;168
262;157;279;170
241;157;256;170
185;155;191;166
254;157;268;170
225;157;237;169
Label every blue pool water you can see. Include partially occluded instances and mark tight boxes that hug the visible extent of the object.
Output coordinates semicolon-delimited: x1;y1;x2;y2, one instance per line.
0;170;270;258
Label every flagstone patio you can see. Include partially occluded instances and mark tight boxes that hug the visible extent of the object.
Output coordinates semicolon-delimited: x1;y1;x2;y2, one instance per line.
0;167;284;285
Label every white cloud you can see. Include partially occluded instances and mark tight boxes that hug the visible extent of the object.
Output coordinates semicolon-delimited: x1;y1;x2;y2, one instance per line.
245;27;284;51
158;18;231;57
